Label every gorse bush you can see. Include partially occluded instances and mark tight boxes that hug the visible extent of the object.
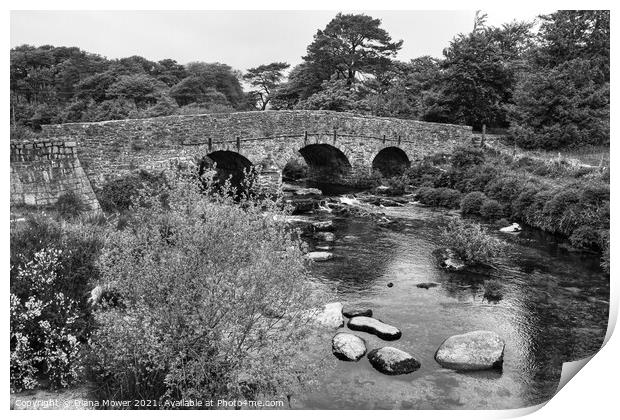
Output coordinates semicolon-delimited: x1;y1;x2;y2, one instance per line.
415;187;462;209
96;170;169;213
480;199;504;221
10;249;84;391
440;219;506;265
89;170;330;404
460;191;487;215
451;146;485;168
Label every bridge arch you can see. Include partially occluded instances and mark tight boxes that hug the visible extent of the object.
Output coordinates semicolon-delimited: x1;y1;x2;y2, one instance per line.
199;150;253;189
298;144;352;184
372;147;410;177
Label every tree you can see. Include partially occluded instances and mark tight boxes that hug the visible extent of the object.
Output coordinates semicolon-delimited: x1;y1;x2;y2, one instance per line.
426;14;534;129
508;10;610;149
106;74;167;108
305;13;403;87
243;62;290;110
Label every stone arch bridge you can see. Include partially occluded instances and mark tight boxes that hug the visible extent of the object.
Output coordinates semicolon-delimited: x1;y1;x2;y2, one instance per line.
11;110;472;209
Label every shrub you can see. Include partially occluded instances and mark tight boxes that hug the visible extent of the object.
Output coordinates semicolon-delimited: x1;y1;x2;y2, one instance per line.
480;199;504;221
415;187;462;209
403;162;443;187
451;146;485;168
569;225;600;249
89;172;330;403
484;176;524;203
10;249;83;391
55;191;89;219
454;164;500;192
460;191;487;215
440;219;506;265
96;170;168;213
11;215;104;341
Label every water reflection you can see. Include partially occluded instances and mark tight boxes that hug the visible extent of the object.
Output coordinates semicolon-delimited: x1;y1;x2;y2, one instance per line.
299;202;609;409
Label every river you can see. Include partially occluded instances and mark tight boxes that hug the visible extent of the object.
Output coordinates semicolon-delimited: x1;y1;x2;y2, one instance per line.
291;194;609;409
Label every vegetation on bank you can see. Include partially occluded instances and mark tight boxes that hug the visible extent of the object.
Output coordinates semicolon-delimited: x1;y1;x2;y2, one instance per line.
10;169;331;402
370;146;609;271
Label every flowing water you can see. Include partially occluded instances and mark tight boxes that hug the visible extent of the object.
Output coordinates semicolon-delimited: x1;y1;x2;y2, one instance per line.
293;197;609;410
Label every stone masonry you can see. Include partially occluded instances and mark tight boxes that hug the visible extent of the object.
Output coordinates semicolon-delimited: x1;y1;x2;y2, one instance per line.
12;110;473;209
10;139;101;212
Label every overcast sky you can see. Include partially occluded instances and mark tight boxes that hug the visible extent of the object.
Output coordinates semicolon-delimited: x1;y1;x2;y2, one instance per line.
10;10;554;72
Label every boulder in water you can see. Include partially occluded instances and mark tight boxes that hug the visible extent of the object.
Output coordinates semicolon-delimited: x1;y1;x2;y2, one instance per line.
312;220;334;231
315;302;344;328
347;316;401;341
314;231;335;242
499;223;521;233
332;333;367;361
435;330;505;371
367;347;421;375
293;187;322;197
342;307;373;318
306;251;333;262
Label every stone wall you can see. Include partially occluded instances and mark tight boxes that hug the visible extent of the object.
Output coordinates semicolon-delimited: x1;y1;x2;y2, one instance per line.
40;110;473;187
10;139;101;212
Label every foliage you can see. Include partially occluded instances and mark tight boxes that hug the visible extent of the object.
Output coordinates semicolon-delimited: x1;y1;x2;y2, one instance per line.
460;191;487;215
415;187;462;209
440;218;505;265
96;170;169;213
244;62;290;110
479;199;504;220
451;146;485;168
89;171;329;403
55;191;89;219
10;249;84;391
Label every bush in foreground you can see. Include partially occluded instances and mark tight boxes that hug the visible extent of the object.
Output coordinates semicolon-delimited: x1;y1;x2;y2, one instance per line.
89;171;329;404
460;191;487;215
440;219;506;265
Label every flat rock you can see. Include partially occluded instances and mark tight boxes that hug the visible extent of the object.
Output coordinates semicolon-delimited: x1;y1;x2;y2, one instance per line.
315;244;333;251
312;220;334;231
306;251;333;261
367;347;421;375
293;187;322;197
342;307;373;318
314;231;335;241
347;316;401;341
416;282;440;289
315;302;344;329
332;333;367;361
435;330;505;371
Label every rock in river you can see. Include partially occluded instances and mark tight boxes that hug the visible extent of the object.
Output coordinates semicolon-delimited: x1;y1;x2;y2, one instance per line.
315;302;344;329
306;251;333;262
416;282;440;289
312;220;334;231
499;223;522;233
342;307;373;318
435;330;505;371
332;332;367;361
314;231;335;241
347;316;402;341
367;347;421;375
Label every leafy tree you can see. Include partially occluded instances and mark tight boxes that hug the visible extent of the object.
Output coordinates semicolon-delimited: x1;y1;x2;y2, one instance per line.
427;14;534;129
508;10;610;149
305;13;402;87
106;74;167;108
243;62;290;110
